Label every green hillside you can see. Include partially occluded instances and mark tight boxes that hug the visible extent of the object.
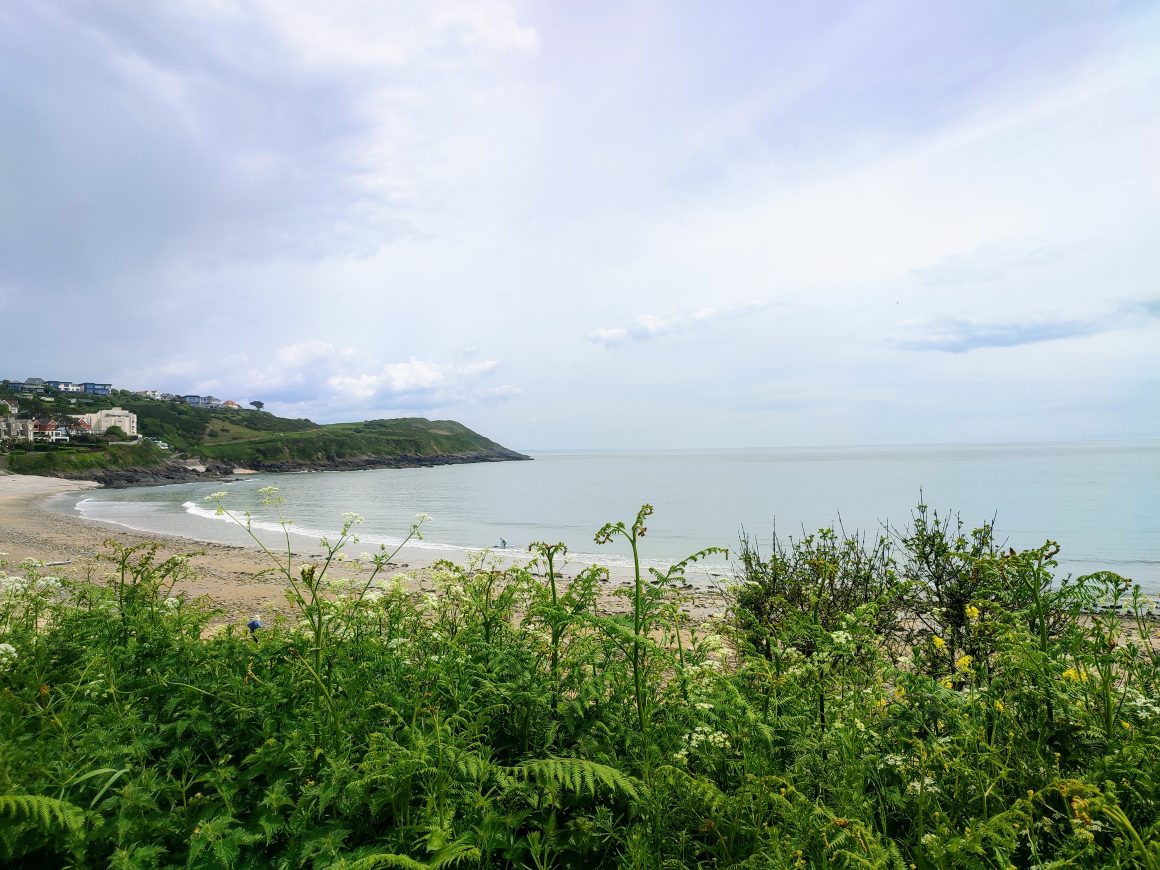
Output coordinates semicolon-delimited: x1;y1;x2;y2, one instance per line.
5;441;168;475
0;386;526;479
119;398;317;451
196;417;524;468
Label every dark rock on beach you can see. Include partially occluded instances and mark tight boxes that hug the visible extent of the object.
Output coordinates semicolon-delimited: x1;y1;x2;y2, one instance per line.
246;448;530;475
62;460;237;489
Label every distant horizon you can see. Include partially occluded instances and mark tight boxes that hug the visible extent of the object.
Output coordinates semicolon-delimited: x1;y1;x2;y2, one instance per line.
518;437;1160;454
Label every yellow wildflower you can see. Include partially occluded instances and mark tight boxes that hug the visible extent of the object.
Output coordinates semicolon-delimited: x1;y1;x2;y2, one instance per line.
932;635;946;651
955;654;973;671
1062;667;1086;683
940;677;953;689
965;604;980;621
994;699;1005;713
1121;721;1132;730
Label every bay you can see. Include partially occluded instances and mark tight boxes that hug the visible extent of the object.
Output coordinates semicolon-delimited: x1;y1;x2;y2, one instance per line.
49;441;1160;590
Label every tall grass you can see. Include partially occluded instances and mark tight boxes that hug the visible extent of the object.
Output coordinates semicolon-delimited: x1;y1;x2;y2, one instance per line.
0;496;1156;868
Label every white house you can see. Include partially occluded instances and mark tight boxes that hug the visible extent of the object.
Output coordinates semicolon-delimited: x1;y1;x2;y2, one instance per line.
79;407;138;437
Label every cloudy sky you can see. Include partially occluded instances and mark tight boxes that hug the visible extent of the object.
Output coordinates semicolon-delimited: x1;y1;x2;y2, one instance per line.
2;1;1157;449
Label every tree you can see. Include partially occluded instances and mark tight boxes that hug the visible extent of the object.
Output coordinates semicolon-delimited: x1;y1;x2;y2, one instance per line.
104;425;128;441
250;401;265;411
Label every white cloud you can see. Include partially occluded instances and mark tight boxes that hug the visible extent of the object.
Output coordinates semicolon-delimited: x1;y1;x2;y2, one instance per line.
589;302;767;348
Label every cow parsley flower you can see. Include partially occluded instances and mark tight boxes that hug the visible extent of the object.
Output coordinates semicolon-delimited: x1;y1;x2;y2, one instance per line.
0;643;17;669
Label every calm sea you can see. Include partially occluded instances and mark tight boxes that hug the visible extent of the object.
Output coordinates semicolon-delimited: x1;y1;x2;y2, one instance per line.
48;442;1160;590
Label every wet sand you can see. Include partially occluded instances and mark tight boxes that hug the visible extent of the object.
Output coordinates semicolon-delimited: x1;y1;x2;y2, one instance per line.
0;474;729;625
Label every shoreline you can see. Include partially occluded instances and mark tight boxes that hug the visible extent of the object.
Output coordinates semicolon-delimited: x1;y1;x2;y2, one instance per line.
0;474;729;625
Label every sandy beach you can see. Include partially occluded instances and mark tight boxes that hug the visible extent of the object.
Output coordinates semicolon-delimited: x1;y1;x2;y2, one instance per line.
0;474;729;625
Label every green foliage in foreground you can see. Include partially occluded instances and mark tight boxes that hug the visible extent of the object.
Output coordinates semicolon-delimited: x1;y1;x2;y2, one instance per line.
0;500;1157;868
4;441;167;475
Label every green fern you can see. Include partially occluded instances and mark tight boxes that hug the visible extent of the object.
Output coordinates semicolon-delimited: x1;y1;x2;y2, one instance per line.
338;842;481;870
510;757;642;800
0;794;85;837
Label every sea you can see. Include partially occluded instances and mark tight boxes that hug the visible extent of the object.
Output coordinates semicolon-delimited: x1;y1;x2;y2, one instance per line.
46;441;1160;592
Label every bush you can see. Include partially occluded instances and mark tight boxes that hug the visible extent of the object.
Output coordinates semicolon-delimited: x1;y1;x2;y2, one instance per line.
0;499;1156;868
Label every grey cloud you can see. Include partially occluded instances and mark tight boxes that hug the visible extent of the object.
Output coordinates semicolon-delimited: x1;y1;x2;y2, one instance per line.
895;316;1100;353
0;3;422;302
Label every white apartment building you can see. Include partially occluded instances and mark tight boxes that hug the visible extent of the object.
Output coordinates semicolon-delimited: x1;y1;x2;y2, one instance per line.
79;407;138;437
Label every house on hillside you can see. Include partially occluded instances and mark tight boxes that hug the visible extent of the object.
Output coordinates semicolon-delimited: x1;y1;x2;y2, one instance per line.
0;417;34;443
45;381;82;393
222;400;241;410
79;407;138;436
81;383;112;396
32;418;70;443
19;378;46;394
183;394;223;408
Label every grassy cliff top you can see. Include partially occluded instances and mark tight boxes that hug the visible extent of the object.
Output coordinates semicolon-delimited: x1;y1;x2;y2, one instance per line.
1;390;526;476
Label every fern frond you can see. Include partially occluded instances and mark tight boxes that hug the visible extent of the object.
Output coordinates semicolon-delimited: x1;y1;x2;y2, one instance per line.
0;794;85;837
340;853;427;870
429;842;482;869
338;842;481;870
510;757;642;801
653;765;728;815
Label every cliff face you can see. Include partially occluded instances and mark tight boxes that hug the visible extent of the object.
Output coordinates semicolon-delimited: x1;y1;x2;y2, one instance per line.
61;448;530;488
64;460;238;488
241;448;530;474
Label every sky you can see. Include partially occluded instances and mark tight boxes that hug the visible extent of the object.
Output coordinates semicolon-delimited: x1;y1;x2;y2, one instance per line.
1;1;1158;449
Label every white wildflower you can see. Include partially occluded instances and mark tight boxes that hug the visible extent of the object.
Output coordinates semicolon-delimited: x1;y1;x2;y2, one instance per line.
686;725;730;751
342;512;365;526
829;630;853;648
204;492;228;502
2;576;27;595
414;513;433;524
908;775;939;795
0;643;17;669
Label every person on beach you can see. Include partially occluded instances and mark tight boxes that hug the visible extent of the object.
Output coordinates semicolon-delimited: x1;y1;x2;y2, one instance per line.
247;614;262;640
499;538;507;549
